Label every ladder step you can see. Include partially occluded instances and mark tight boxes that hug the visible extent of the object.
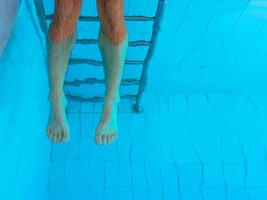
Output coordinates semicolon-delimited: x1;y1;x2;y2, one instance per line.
45;15;155;22
129;40;151;47
66;94;136;102
76;39;151;47
69;58;144;66
76;39;98;45
64;78;140;86
69;58;101;66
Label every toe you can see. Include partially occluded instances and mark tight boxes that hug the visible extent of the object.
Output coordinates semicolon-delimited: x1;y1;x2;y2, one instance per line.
47;127;52;139
57;130;63;143
102;134;107;145
52;130;59;143
95;129;102;145
94;131;101;144
94;135;100;144
62;126;69;143
48;128;55;141
111;133;116;142
107;134;112;145
114;133;118;141
52;128;58;143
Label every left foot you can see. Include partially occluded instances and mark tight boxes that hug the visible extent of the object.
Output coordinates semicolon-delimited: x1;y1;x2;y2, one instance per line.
94;99;119;146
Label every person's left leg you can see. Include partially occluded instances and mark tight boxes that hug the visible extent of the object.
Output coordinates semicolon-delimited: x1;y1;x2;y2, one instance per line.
95;0;128;145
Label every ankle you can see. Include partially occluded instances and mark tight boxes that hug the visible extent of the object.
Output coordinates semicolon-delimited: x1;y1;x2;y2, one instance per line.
103;95;120;107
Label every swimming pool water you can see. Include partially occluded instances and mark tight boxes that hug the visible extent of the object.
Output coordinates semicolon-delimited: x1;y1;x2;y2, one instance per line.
1;0;267;199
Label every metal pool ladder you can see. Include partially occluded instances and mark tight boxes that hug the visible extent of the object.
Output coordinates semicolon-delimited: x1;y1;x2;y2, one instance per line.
34;0;166;113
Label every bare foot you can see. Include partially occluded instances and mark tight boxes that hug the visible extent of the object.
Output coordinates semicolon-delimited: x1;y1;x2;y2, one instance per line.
94;100;119;146
46;94;70;143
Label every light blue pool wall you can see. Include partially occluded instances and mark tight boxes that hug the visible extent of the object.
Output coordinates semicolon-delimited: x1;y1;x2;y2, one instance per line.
0;1;50;199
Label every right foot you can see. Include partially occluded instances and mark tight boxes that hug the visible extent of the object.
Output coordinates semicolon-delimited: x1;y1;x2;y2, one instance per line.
46;94;70;143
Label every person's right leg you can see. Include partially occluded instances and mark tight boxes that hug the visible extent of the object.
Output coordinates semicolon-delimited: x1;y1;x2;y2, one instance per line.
46;0;82;143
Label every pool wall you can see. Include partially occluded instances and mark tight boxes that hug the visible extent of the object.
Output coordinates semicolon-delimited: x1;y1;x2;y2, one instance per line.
0;1;50;199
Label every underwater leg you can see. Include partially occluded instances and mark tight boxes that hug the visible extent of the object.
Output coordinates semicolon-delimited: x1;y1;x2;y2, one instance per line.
46;0;81;143
95;0;128;145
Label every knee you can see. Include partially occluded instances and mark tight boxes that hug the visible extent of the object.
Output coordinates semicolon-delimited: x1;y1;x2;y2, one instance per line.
49;0;81;43
97;0;126;45
101;24;126;45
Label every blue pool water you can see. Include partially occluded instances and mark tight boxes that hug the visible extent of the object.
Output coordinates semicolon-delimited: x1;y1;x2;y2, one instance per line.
1;0;267;199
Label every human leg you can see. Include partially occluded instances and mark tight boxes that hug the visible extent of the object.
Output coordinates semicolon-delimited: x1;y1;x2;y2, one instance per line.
95;0;128;145
46;0;82;143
